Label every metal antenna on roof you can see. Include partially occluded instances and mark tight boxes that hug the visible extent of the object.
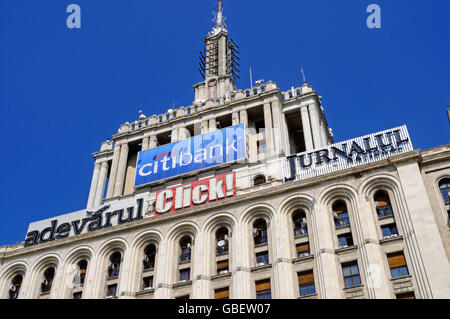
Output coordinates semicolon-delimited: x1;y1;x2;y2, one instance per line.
301;68;307;84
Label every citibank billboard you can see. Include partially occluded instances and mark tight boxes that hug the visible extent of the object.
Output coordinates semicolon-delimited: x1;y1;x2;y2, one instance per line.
135;124;247;186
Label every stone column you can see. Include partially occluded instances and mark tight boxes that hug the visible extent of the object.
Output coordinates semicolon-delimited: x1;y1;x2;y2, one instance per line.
87;163;101;209
93;161;109;208
313;202;342;298
281;112;291;155
300;106;314;151
308;104;322;149
201;120;209;135
142;136;150;151
154;240;171;299
263;102;274;156
271;100;284;155
396;160;450;298
191;230;210;299
319;120;328;146
106;145;121;199
148;135;157;149
272;214;297;298
239;109;248;127
232;222;252;298
113;143;129;198
356;195;392;298
232;112;240;126
171;127;179;143
209;118;216;133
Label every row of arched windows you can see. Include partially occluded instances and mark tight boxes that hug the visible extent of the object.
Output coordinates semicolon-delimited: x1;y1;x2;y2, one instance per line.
3;187;407;299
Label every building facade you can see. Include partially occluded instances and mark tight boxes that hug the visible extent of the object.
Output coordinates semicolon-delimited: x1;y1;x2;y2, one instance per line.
1;2;450;300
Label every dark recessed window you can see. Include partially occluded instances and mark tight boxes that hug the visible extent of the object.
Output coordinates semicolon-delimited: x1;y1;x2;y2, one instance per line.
215;287;229;299
254;175;266;186
298;270;316;297
338;233;354;248
439;179;450;205
73;292;82;299
8;274;23;299
179;269;191;282
255;280;271;299
396;291;415;299
381;224;399;238
342;262;361;288
388;252;409;279
256;252;269;265
296;243;310;258
143;276;153;290
107;284;117;298
333;200;350;227
293;210;308;236
253;219;268;245
374;190;394;217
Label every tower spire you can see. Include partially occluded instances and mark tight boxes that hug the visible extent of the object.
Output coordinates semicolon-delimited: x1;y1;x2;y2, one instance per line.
210;0;227;36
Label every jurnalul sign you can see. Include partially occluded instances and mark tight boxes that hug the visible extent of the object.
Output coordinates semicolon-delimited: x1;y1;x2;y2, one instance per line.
283;125;413;183
135;124;246;186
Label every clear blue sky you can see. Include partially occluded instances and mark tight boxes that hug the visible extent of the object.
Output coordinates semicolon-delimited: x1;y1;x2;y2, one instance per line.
0;0;449;246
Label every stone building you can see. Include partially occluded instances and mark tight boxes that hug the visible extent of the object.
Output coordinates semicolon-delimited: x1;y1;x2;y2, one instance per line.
1;1;449;300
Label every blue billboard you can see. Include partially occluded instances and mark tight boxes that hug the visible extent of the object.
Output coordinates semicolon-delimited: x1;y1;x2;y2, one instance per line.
135;124;247;186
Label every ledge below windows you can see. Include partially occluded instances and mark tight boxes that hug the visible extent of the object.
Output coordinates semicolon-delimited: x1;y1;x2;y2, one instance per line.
335;245;358;255
251;263;272;273
298;293;318;299
135;288;155;297
343;284;365;299
211;272;232;281
173;280;192;289
379;235;403;245
292;254;314;264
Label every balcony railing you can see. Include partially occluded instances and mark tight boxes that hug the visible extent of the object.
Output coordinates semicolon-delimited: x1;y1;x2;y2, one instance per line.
377;205;393;218
443;194;450;205
216;244;229;255
294;227;308;236
179;253;191;263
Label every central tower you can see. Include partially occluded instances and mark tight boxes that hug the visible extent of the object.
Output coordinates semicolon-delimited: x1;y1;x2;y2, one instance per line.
194;0;240;105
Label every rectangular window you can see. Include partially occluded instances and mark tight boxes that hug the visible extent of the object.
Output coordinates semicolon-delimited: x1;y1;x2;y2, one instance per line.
143;276;153;290
296;243;310;258
396;291;415;299
107;284;117;297
377;205;393;217
217;260;229;274
73;292;82;299
338;233;354;247
215;287;229;299
179;269;191;282
256;252;269;265
298;270;316;297
388;252;409;279
342;262;361;288
381;224;398;238
255;279;271;299
335;211;350;227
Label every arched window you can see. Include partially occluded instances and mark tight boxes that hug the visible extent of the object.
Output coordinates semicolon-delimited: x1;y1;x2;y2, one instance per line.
216;228;229;255
41;267;55;294
179;237;192;263
254;175;266;186
253;219;268;245
8;274;23;299
292;210;308;236
108;252;122;278
76;259;88;286
143;244;156;270
439;179;450;205
374;190;393;217
332;200;350;227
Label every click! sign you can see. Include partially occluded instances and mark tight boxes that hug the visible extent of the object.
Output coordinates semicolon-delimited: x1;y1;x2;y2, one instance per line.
155;172;236;215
